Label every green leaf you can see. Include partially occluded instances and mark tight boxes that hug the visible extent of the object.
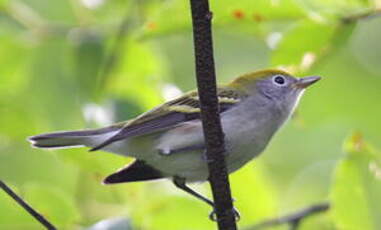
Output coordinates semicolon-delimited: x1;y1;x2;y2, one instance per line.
17;0;76;23
0;0;8;7
331;133;381;230
271;19;335;66
25;39;84;130
143;196;214;230
116;182;214;230
107;38;166;109
141;0;306;38
295;0;374;19
350;17;381;76
24;183;81;228
213;0;305;22
0;37;29;98
70;28;105;101
230;161;278;226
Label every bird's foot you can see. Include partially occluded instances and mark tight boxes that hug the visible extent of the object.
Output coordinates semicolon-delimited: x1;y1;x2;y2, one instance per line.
209;207;240;222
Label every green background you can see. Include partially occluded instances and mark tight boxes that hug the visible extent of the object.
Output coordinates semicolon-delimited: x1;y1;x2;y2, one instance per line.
0;0;381;229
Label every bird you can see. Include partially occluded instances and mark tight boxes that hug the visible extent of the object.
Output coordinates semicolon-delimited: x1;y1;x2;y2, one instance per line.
29;69;320;220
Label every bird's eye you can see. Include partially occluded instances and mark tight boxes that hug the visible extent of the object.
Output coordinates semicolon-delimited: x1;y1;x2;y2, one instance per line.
273;75;286;85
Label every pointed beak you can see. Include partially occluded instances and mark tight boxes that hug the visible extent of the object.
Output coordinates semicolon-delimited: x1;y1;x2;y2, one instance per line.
294;76;321;89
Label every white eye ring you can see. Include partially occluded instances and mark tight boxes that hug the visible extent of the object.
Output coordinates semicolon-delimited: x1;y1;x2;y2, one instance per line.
273;75;286;86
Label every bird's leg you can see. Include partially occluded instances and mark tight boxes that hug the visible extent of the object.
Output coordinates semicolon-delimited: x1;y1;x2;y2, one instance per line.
173;176;214;207
173;176;240;221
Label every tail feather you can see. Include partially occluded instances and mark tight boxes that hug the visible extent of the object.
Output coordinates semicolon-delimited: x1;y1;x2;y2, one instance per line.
103;160;164;184
29;126;120;149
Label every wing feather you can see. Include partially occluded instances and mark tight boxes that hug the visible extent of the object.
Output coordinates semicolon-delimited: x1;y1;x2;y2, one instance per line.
90;88;245;151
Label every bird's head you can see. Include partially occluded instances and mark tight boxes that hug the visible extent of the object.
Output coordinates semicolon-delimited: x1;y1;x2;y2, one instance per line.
229;69;321;113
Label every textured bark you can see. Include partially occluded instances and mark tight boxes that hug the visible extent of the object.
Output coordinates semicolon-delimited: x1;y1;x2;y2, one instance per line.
189;0;238;229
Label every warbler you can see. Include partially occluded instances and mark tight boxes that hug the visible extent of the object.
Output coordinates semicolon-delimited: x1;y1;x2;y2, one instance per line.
29;69;320;219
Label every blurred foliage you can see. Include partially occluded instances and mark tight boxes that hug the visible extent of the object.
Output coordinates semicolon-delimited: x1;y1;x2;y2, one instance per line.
331;133;381;230
0;0;381;229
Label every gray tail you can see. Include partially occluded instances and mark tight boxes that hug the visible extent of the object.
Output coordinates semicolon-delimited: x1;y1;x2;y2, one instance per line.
29;126;120;149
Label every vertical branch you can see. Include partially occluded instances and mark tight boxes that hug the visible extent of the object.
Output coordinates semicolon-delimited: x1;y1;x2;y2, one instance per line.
189;0;237;229
0;180;56;230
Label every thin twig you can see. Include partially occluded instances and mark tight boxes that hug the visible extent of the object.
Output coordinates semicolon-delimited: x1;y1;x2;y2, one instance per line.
342;8;381;23
246;202;330;230
0;180;56;230
189;0;237;229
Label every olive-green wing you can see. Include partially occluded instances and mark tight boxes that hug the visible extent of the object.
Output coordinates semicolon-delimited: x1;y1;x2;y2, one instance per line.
90;88;245;151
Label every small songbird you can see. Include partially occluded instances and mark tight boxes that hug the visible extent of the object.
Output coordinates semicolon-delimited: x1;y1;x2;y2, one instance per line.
29;69;320;220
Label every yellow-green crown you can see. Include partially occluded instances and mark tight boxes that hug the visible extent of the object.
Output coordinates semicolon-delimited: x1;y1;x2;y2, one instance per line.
228;69;292;89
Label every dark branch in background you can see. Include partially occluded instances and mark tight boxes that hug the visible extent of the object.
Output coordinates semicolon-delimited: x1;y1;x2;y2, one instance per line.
189;0;237;229
246;202;330;230
0;180;56;230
